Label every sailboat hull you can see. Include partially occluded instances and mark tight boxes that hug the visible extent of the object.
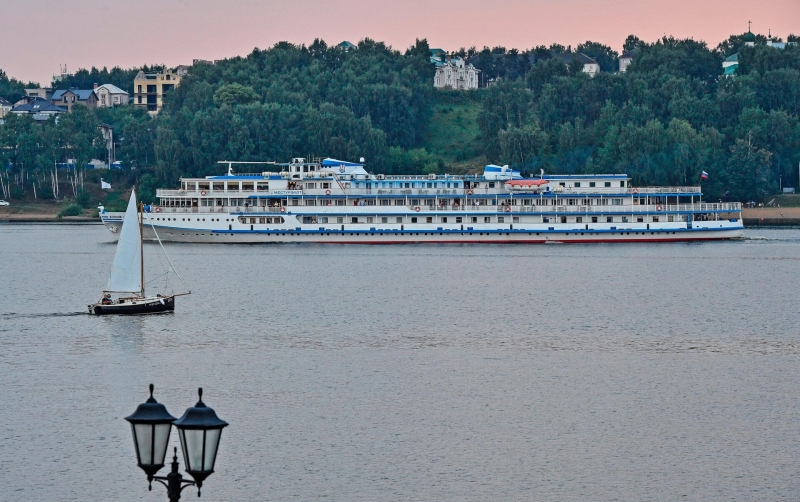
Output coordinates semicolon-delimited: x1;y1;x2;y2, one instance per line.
88;296;175;315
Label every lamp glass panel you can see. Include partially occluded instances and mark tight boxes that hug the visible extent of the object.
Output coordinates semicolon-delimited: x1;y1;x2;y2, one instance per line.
153;423;172;465
203;428;221;471
181;429;206;471
178;429;189;471
133;423;153;465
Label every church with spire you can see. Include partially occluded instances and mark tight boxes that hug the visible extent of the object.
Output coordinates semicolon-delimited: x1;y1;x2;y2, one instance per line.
723;22;797;77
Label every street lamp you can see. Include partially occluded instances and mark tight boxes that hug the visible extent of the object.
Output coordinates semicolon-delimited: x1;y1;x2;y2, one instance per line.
126;384;176;478
126;385;228;501
173;388;229;489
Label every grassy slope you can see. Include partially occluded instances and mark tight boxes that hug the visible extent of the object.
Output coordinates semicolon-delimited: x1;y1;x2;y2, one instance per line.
0;200;96;220
772;194;800;207
0;181;129;220
422;90;486;173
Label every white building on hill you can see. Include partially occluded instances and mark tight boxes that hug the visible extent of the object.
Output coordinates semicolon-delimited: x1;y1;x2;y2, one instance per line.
433;55;480;90
94;84;129;107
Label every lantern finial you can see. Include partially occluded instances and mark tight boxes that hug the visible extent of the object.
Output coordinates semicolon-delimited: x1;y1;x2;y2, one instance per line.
145;384;158;403
196;387;205;407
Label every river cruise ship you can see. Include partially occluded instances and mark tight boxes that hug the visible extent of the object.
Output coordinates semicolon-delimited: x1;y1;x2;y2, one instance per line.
99;158;744;243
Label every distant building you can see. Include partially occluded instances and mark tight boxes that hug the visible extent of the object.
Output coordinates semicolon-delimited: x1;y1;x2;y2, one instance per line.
25;88;51;100
193;59;214;65
0;97;12;118
11;97;66;121
98;123;118;164
51;88;99;112
429;48;446;63
87;159;109;169
431;49;480;90
133;66;189;114
551;52;600;77
766;39;795;49
338;41;356;52
722;53;739;77
433;56;480;90
618;49;637;72
743;29;756;47
94;84;129;107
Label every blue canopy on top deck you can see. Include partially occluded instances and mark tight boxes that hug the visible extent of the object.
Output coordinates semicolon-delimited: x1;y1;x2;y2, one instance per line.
321;158;363;168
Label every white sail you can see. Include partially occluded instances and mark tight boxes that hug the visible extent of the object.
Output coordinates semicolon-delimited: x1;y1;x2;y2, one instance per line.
105;190;142;293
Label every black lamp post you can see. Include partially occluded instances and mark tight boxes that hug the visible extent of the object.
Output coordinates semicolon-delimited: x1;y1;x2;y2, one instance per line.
126;385;228;501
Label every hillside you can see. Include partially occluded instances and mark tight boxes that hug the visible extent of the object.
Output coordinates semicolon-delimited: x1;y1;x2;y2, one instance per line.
422;91;482;161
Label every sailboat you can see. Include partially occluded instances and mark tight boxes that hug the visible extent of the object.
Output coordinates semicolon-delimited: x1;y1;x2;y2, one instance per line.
88;189;188;315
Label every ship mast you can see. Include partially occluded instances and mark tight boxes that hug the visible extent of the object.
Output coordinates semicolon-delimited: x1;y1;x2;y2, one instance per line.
139;201;145;297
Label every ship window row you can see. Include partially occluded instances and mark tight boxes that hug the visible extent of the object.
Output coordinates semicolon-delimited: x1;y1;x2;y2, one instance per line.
301;215;675;224
238;217;286;224
357;181;462;189
162;196;676;208
185;182;272;191
539;215;681;223
184;181;468;191
562;181;625;188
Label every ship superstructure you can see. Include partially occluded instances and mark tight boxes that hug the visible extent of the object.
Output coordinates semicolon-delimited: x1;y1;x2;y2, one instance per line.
99;158;744;243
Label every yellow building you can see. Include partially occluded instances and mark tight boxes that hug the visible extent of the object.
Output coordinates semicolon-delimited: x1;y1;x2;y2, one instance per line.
133;66;189;114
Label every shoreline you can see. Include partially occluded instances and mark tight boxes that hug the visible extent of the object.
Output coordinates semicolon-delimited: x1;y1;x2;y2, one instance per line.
1;218;100;224
0;204;98;223
742;207;800;226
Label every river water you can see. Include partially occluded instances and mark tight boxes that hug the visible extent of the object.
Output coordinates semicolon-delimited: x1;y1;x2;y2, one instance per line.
1;224;799;501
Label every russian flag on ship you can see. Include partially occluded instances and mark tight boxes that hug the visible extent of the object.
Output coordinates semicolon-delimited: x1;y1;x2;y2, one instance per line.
701;171;709;179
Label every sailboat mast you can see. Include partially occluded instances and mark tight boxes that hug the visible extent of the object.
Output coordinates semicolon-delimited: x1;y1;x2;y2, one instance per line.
139;201;144;297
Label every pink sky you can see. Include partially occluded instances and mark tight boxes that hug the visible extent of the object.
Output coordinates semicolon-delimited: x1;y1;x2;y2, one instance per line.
1;0;797;85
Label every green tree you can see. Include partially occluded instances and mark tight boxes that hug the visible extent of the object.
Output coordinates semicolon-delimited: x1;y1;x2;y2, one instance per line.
717;137;774;200
213;83;260;107
477;80;532;159
623;35;643;53
737;45;800;76
55;106;105;169
627;36;721;86
0;69;37;103
404;38;430;59
735;107;800;185
498;121;549;167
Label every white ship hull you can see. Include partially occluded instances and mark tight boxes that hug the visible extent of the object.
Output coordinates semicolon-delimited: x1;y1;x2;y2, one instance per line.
101;212;743;244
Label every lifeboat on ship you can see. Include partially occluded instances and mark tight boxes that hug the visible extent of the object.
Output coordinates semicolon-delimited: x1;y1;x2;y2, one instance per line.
504;179;550;192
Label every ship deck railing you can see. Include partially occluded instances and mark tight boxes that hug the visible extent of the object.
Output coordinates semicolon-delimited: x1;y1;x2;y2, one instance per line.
157;186;703;197
147;202;741;214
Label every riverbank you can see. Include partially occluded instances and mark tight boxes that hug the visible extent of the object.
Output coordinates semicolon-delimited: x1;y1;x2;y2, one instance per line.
742;207;800;226
0;202;97;222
